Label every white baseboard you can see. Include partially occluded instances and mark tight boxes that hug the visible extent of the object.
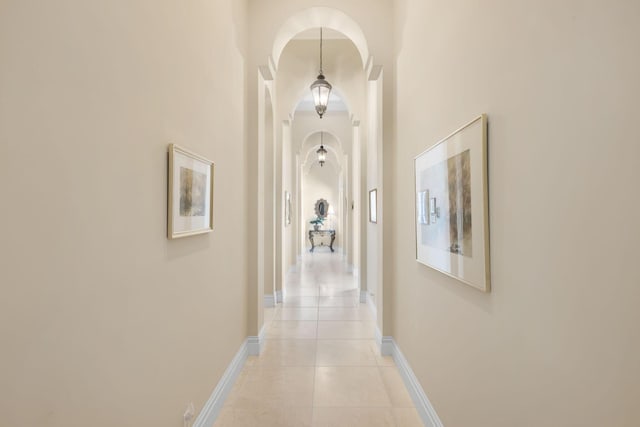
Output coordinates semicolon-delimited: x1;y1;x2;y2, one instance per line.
275;290;283;304
360;290;367;303
264;294;275;307
367;292;377;319
192;340;249;427
375;327;393;356
374;326;383;349
375;328;444;427
247;324;266;356
194;326;266;427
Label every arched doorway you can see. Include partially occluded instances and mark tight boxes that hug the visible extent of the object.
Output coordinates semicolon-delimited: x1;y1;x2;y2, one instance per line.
254;6;385;346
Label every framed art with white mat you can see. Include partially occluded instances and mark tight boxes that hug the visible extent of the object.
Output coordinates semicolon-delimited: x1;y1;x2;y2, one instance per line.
414;115;490;291
168;144;214;239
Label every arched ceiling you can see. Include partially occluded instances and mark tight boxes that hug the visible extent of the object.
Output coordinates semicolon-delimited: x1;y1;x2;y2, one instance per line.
300;131;343;175
272;7;369;69
277;38;365;121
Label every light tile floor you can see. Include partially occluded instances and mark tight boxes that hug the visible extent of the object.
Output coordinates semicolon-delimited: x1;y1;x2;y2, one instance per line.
213;252;423;427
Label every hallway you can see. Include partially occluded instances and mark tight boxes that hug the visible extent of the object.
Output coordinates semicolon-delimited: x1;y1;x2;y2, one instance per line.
213;253;423;427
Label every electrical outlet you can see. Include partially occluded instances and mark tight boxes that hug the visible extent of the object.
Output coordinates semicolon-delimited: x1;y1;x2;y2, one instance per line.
183;402;195;426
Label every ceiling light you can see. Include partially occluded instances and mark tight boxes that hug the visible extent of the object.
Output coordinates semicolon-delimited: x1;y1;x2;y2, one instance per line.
317;132;327;167
310;28;332;119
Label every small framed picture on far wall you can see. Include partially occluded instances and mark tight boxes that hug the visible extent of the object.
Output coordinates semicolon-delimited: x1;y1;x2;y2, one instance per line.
369;188;377;223
285;191;291;226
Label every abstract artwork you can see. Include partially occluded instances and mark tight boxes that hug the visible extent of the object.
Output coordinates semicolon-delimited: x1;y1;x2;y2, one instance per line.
419;150;472;256
168;144;214;239
180;168;207;217
414;115;490;291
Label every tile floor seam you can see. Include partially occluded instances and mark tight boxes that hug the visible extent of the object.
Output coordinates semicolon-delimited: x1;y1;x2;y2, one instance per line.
213;253;423;426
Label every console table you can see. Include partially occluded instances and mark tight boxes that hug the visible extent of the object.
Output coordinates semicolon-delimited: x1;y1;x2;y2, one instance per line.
308;229;336;252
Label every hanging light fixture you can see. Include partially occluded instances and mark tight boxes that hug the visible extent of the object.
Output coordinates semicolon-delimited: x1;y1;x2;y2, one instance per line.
317;132;327;167
310;27;332;119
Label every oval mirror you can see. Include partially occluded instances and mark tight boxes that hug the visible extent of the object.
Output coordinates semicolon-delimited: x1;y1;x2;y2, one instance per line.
314;199;329;218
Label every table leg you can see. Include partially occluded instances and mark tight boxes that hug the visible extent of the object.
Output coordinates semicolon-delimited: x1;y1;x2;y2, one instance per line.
308;232;314;252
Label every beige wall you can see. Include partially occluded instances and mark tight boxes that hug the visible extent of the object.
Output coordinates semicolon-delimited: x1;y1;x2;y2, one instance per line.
263;91;276;300
282;122;295;275
393;0;640;426
0;1;249;426
366;72;384;315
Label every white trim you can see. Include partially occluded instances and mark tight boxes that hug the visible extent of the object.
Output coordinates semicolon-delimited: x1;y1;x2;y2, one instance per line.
359;290;367;304
367;292;377;319
352;267;360;277
381;336;394;357
271;7;370;69
247;324;266;356
268;55;277;75
258;64;273;81
374;326;383;349
374;331;444;427
275;290;283;304
192;340;248;427
264;294;275;307
193;325;268;427
376;326;394;356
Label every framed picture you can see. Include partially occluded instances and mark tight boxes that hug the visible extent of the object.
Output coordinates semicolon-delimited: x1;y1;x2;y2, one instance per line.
167;144;214;239
369;189;377;223
414;114;490;292
285;191;291;226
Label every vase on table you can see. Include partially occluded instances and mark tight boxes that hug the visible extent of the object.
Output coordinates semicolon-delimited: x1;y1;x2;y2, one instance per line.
313;224;320;231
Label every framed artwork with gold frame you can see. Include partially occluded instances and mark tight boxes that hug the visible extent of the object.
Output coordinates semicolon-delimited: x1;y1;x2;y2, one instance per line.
167;144;214;239
414;115;490;292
